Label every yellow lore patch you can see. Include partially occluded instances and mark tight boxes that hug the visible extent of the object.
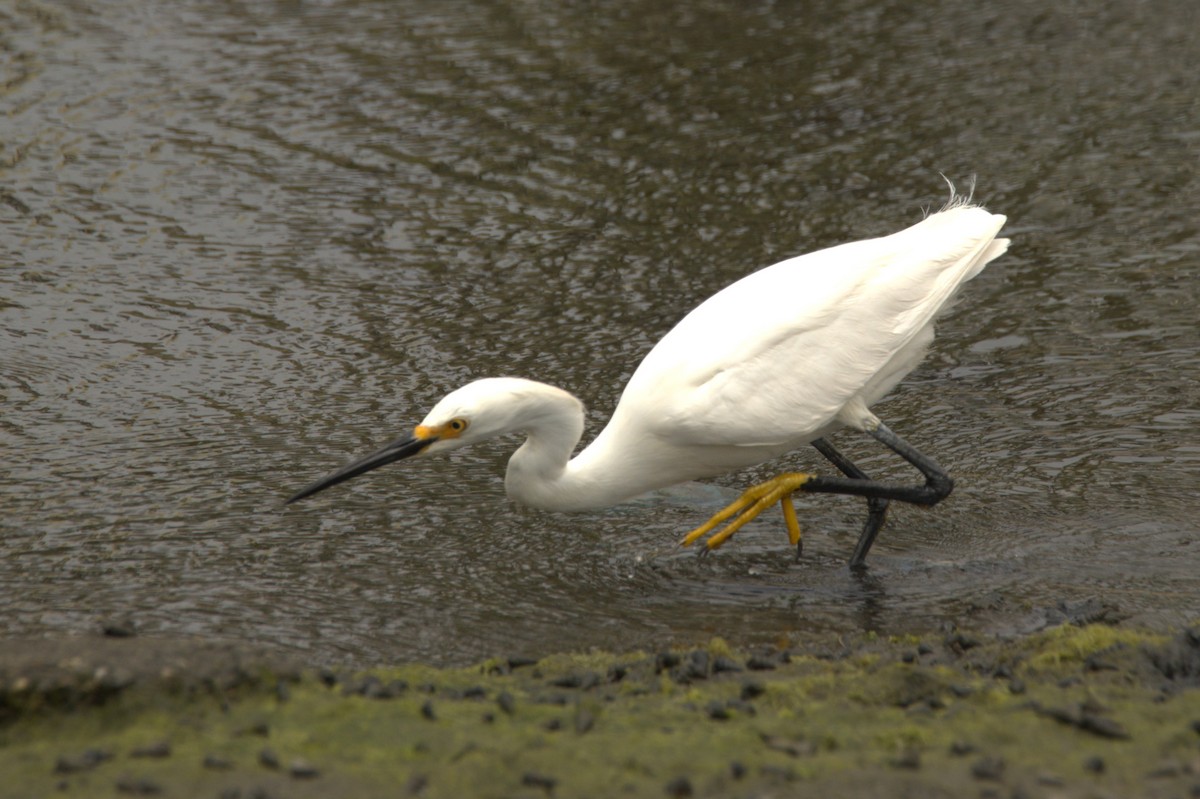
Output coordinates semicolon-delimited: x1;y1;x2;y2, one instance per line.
415;417;469;441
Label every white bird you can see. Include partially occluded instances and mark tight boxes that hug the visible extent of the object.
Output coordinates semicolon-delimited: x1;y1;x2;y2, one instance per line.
288;194;1009;567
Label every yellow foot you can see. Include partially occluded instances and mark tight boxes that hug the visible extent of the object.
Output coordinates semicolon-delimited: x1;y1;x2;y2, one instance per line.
680;473;813;552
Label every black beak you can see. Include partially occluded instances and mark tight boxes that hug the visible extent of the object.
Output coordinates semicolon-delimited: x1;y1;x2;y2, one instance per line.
286;433;437;504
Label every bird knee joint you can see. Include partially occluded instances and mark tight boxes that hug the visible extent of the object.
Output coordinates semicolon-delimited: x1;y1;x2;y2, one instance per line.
925;473;953;504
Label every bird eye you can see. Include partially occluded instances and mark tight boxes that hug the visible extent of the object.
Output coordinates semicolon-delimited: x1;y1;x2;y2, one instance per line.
448;418;468;433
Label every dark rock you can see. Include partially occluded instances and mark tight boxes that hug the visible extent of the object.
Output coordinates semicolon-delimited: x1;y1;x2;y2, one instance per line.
497;690;516;715
1057;597;1123;626
945;633;981;654
551;671;600;690
203;754;233;770
705;700;729;721
685;651;710;679
655;653;681;673
54;748;113;774
667;668;691;684
1148;625;1200;685
115;775;162;795
664;776;693;797
1079;713;1130;739
1084;652;1119;671
971;756;1005;781
343;676;377;697
1016;598;1123;632
606;664;627;683
102;618;137;638
949;740;976;756
522;772;557;792
362;678;406;699
740;679;766;700
1083;755;1105;773
258;748;280;769
366;677;403;699
420;699;436;720
892;667;945;709
1031;702;1130;739
745;655;778;671
507;656;538;670
760;733;816;757
729;761;746;779
712;656;743;674
235;720;270;737
725;699;756;716
130;741;171;758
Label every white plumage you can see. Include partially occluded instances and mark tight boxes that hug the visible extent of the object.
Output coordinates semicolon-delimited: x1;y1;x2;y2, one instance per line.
289;198;1009;564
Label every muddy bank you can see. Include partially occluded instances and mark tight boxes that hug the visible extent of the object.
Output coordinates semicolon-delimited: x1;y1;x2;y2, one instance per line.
2;623;1199;798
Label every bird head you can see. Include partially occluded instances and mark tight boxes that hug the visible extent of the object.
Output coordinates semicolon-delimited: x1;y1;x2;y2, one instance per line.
285;377;578;504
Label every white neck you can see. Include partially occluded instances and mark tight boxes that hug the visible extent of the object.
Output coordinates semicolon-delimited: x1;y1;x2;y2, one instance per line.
501;385;652;512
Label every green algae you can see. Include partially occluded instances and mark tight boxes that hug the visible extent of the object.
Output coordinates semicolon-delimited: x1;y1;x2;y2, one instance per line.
1;625;1198;798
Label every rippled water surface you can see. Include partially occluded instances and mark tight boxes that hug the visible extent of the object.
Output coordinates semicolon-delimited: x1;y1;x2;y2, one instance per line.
2;0;1198;665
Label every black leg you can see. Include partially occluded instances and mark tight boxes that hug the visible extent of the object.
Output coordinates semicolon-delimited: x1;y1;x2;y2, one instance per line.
810;438;890;568
804;423;953;567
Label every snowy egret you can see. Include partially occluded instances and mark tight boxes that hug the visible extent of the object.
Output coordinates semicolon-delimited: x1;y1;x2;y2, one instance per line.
288;194;1008;567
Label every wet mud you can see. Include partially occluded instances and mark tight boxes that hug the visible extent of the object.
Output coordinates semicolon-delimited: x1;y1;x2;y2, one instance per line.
3;622;1199;798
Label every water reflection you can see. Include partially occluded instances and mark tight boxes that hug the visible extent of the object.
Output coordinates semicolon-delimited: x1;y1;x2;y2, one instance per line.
1;0;1197;665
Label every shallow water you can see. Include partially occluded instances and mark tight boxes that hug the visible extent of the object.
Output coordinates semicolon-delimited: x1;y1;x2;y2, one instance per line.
2;0;1198;666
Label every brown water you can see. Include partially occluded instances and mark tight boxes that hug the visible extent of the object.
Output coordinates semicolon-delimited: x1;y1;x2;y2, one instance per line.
2;0;1198;666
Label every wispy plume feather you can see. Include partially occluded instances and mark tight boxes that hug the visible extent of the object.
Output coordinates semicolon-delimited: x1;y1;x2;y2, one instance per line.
938;173;978;211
